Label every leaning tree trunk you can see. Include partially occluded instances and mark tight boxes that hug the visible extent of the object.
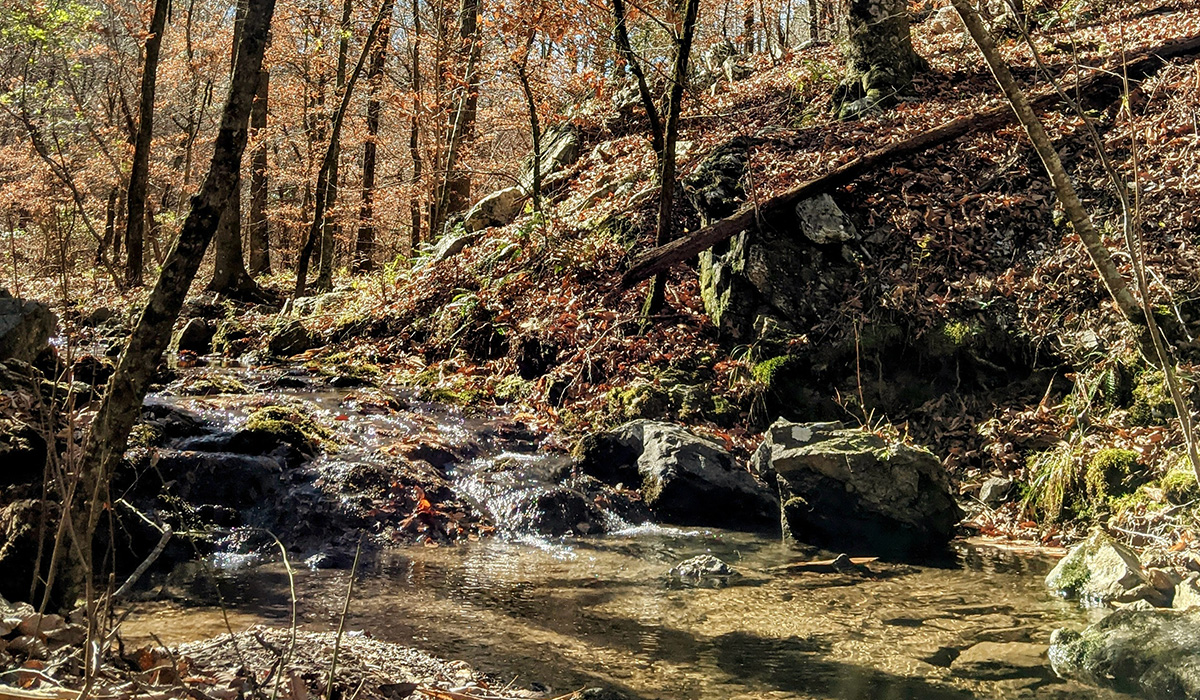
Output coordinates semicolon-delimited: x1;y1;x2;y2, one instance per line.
123;0;170;287
408;0;423;254
429;0;482;237
641;0;701;327
79;0;276;593
208;0;262;298
833;0;926;120
294;0;391;297
356;0;396;273
248;68;271;276
316;0;355;291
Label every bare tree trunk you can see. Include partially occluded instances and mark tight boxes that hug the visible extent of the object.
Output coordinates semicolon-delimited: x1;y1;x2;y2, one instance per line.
949;0;1152;348
295;0;392;297
744;1;754;53
248;69;271;275
516;29;542;215
833;0;926;120
357;0;395;273
98;186;118;265
316;0;355;291
79;0;276;594
429;0;483;237
408;0;423;254
611;0;664;156
642;0;702;326
123;0;170;287
208;0;262;299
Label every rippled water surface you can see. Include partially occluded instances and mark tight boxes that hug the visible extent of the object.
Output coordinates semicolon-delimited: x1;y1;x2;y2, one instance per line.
125;531;1139;700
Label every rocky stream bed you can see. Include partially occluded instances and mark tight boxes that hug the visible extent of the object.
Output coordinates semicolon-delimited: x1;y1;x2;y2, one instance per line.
3;359;1200;700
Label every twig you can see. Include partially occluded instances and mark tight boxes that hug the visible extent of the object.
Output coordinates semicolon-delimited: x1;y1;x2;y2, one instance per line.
324;537;363;700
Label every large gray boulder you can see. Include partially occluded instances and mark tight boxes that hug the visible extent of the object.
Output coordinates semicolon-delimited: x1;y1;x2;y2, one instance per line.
575;420;777;529
0;290;55;363
463;187;524;234
1045;530;1155;606
1049;607;1200;700
751;419;962;558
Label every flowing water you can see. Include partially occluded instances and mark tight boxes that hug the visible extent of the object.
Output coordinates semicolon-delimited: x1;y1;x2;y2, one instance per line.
123;378;1136;700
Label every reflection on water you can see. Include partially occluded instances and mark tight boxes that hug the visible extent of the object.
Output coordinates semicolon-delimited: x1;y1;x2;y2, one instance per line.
123;532;1136;700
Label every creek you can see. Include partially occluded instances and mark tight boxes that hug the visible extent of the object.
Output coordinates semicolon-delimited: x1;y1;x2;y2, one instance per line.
121;371;1136;700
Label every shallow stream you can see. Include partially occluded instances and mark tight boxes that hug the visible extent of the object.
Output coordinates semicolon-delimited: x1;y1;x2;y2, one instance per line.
123;375;1135;700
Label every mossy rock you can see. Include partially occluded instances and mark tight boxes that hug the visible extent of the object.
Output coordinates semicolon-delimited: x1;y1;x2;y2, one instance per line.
1085;448;1141;504
1130;371;1174;426
609;382;671;420
1161;462;1200;504
242;405;331;455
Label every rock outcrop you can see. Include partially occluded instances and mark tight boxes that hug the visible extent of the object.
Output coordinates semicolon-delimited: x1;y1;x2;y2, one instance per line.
1044;530;1162;607
0;290;54;363
575;420;777;529
751;419;961;558
1050;607;1200;700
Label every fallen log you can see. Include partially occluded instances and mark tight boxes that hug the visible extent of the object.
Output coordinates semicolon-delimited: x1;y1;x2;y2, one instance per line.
621;33;1200;287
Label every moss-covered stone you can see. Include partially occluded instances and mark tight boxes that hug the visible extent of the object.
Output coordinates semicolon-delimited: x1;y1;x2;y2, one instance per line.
1085;448;1141;503
1130;371;1174;426
1161;462;1199;504
609;382;671;420
242;405;331;455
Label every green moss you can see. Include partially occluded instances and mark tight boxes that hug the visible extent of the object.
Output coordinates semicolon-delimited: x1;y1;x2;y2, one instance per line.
1053;552;1094;595
243;405;331;454
1130;371;1174;426
753;356;796;389
128;424;163;449
424;386;487;405
609;382;670;420
494;375;534;403
1161;462;1200;504
316;351;381;381
1084;448;1140;503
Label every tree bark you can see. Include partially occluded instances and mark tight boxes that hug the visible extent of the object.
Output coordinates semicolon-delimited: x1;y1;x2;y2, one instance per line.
408;0;423;254
248;68;271;276
80;0;276;582
833;0;926;120
610;0;664;155
123;0;170;287
295;0;392;297
316;0;355;291
208;0;262;298
356;0;395;273
516;29;542;215
429;0;483;237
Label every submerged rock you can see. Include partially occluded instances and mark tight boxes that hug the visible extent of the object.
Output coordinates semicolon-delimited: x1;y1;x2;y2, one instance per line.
1049;607;1200;700
951;641;1051;681
670;554;739;580
1045;530;1149;606
0;290;55;363
751;419;961;559
575;420;777;529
